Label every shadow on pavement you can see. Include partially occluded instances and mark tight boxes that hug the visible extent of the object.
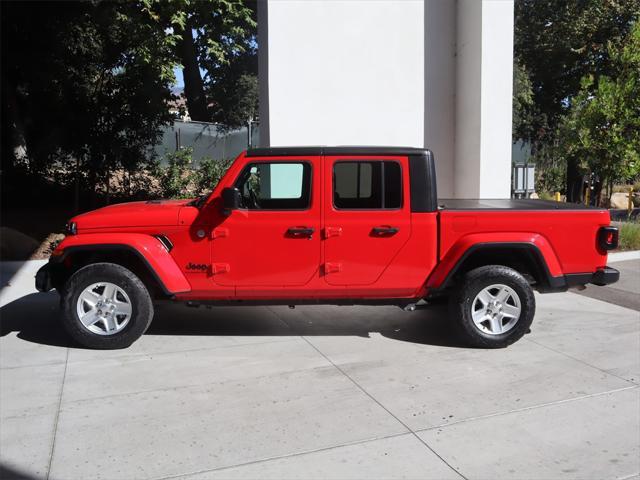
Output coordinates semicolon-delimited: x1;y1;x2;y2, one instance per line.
0;292;466;349
0;463;41;480
0;292;70;347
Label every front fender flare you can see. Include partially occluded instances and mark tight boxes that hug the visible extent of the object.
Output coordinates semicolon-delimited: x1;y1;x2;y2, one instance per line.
51;233;191;295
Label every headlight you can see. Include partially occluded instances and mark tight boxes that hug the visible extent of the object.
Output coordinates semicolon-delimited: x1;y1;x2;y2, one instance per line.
66;222;77;235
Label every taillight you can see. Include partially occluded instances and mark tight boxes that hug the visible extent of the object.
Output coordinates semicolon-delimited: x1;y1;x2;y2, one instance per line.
597;226;619;252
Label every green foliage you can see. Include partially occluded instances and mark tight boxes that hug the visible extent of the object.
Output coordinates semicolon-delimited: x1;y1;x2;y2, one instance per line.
513;62;541;143
535;161;566;195
186;0;257;126
617;221;640;251
156;148;195;199
150;0;258;124
536;191;556;201
514;1;640;197
556;24;640;186
212;73;259;129
515;0;640;140
2;1;177;198
1;0;257;209
195;157;234;194
155;147;233;199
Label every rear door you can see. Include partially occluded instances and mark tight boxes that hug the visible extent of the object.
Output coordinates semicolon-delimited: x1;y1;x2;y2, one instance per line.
323;156;411;286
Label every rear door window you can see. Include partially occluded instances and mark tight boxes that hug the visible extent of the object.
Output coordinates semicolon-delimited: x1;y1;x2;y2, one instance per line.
333;161;402;209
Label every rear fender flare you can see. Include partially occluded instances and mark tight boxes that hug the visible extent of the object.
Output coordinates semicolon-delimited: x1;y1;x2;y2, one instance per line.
425;233;563;292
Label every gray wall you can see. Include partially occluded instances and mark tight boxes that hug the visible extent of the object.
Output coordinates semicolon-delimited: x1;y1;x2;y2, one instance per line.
153;121;260;166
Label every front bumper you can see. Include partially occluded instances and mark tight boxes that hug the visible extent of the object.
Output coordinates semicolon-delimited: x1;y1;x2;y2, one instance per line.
35;262;56;292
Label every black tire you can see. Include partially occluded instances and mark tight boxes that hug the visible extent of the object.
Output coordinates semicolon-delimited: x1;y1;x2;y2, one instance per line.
61;263;154;349
449;265;535;348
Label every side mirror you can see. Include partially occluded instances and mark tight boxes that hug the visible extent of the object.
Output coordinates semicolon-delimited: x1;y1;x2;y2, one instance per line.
221;187;241;215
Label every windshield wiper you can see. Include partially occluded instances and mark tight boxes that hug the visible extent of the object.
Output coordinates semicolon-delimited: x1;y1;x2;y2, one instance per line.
189;194;208;208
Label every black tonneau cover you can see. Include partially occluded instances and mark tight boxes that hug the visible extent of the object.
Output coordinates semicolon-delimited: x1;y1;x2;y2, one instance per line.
439;198;591;210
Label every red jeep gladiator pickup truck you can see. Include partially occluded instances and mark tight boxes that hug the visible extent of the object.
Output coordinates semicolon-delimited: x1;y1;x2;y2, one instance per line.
36;147;620;349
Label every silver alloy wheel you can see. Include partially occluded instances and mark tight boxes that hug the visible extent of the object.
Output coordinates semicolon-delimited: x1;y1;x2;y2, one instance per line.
76;282;133;336
471;284;521;335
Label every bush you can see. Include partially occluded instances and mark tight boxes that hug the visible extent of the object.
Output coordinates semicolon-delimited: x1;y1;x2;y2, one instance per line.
195;157;233;195
156;148;195;199
155;148;234;199
617;221;640;251
537;191;556;201
535;164;566;196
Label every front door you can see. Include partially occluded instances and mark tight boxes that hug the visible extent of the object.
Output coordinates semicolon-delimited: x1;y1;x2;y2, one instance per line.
211;157;321;288
323;156;411;286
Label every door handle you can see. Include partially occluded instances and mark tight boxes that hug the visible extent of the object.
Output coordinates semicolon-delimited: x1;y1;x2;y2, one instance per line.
287;226;315;238
371;226;399;236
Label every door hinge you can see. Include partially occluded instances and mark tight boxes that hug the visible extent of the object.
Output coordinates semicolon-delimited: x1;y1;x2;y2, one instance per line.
324;226;343;238
212;228;229;239
212;263;230;274
323;262;342;274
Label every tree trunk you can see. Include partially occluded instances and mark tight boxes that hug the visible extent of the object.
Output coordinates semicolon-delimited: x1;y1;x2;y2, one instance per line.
105;164;111;205
74;155;80;213
566;157;583;203
177;20;208;122
88;167;98;209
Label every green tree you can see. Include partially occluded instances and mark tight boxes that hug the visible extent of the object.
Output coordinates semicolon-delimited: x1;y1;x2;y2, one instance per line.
151;0;257;124
556;24;640;203
212;73;258;129
2;1;177;206
514;0;640;199
1;0;257;210
512;62;538;143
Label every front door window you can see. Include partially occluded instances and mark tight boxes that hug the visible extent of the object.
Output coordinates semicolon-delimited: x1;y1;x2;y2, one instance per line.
235;162;311;210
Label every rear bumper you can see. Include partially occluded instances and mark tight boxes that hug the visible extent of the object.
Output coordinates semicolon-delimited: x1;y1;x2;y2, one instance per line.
544;266;620;292
565;267;620;288
590;267;620;286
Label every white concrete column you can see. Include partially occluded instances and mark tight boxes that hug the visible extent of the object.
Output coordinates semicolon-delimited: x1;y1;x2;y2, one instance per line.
424;0;456;197
259;0;514;199
454;0;514;198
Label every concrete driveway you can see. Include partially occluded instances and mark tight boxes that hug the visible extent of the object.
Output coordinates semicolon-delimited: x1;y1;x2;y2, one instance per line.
1;259;638;480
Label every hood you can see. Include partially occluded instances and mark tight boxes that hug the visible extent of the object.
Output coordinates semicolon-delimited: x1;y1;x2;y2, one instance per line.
71;199;194;231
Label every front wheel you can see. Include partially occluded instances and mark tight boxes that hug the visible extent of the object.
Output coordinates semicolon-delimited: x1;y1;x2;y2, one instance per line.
450;265;535;348
61;263;154;349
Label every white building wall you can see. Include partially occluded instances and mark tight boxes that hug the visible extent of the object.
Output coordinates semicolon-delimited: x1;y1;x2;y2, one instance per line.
261;0;424;147
260;0;514;199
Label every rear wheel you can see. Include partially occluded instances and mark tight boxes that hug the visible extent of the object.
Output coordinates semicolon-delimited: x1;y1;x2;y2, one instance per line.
450;265;535;348
61;263;154;349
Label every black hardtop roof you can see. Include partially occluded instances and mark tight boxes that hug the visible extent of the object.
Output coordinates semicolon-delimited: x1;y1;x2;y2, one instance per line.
246;146;432;157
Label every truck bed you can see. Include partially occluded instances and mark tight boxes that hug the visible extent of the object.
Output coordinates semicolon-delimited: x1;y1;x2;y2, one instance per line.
435;199;609;276
439;198;590;210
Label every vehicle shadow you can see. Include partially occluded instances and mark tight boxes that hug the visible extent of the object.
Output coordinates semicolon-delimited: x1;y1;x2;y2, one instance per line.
0;463;39;480
0;293;467;349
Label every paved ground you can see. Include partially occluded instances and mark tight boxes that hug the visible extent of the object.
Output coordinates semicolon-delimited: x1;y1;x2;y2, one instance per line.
0;259;638;480
574;259;640;311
